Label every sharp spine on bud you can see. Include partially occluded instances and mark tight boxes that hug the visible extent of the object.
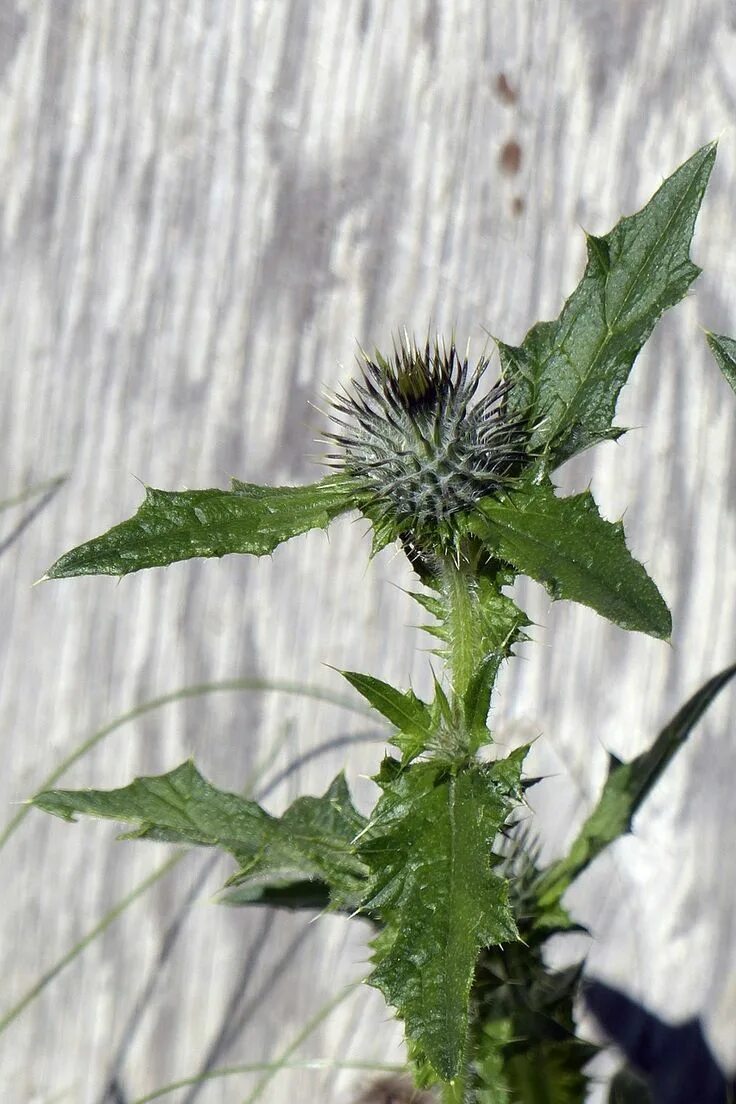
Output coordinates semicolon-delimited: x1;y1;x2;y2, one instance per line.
324;335;529;550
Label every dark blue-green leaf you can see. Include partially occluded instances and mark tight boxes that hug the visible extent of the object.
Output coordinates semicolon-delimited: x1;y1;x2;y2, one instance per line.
502;142;716;466
45;475;355;578
471;482;671;639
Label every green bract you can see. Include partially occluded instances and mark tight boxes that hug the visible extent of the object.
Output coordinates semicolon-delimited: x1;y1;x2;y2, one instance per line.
325;338;529;554
34;143;736;1101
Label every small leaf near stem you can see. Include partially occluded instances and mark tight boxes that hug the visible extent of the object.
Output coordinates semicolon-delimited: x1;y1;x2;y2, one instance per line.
339;670;434;763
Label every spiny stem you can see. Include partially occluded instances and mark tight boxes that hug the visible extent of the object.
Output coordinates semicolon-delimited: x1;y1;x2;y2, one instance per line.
441;556;480;703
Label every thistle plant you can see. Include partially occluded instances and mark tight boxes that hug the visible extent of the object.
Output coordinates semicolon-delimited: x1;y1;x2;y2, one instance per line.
32;142;736;1102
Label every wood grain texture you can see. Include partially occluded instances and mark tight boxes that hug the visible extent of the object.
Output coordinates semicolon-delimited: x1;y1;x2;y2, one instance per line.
2;1;736;1101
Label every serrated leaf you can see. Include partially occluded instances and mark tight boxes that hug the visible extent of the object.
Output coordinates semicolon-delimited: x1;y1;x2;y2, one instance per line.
359;760;521;1080
33;762;367;908
340;670;434;761
705;330;736;395
537;662;736;908
471;482;671;639
488;745;530;800
45;475;355;579
502;142;716;466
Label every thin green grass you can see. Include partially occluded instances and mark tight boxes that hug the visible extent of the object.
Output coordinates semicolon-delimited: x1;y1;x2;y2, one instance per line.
0;474;67;513
133;1056;403;1103
1;697;293;1038
130;975;402;1104
242;982;365;1104
239;984;377;1104
0;853;182;1035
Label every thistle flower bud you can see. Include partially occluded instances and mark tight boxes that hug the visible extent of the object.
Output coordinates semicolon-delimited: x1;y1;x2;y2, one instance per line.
325;336;528;552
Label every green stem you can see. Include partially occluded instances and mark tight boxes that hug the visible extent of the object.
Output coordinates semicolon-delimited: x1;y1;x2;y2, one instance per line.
442;558;478;702
441;1073;467;1103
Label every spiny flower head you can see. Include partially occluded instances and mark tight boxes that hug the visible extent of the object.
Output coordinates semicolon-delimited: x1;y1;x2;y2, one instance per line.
325;336;529;553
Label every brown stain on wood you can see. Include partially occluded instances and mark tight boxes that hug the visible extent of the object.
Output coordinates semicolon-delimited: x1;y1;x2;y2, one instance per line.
499;139;522;175
495;72;518;104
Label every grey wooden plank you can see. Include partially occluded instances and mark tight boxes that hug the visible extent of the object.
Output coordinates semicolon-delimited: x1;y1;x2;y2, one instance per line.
1;1;736;1101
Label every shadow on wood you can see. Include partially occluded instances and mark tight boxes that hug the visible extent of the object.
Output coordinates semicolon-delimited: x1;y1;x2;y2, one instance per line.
584;978;735;1104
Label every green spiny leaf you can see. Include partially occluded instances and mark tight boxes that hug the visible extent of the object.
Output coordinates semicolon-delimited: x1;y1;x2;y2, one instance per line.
537;662;736;909
471;482;671;639
359;759;521;1080
705;330;736;395
33;763;367;908
45;475;354;579
502;142;716;466
339;671;434;762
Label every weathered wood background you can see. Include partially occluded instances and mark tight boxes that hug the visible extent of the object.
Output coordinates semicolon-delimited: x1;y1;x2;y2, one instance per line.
2;2;736;1101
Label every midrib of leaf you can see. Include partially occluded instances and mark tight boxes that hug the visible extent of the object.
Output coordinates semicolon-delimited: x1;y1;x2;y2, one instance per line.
444;776;461;1048
543;156;708;444
0;853;182;1036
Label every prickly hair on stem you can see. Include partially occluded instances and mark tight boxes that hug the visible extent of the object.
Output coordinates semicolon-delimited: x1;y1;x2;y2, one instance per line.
323;333;529;553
